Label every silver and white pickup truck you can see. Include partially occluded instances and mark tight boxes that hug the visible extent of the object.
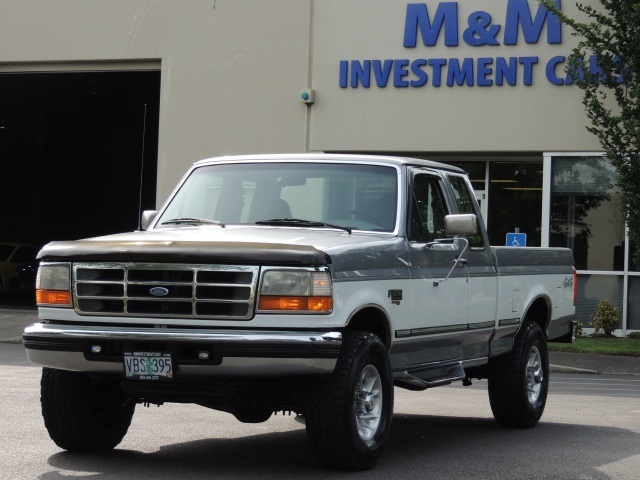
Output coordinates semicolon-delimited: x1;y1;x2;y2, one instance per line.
24;153;575;470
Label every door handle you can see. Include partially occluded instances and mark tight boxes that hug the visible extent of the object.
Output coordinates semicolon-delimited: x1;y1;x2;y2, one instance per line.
454;258;468;267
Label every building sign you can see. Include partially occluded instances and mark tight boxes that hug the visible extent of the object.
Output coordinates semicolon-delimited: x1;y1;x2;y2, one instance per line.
339;0;602;88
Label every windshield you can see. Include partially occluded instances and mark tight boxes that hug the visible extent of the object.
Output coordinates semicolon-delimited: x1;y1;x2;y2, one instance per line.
156;162;399;232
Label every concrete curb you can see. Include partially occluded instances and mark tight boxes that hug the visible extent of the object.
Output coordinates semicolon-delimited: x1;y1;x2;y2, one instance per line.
549;351;640;376
550;364;599;375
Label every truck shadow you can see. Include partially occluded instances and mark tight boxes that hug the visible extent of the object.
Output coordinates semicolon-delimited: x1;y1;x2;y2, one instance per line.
42;414;639;480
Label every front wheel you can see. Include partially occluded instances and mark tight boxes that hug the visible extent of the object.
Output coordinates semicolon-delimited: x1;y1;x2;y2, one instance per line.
41;368;135;451
488;321;549;428
305;331;393;470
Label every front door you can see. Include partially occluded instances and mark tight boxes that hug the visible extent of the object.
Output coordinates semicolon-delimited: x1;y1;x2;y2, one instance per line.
403;170;469;364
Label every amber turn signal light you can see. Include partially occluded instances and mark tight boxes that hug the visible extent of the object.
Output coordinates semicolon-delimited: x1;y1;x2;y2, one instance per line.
258;296;332;312
36;289;72;306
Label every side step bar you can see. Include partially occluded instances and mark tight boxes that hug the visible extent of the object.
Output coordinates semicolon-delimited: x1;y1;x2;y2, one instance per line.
393;361;466;391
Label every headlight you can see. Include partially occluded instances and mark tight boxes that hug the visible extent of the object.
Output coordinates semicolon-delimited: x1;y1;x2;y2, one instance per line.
36;263;72;306
258;270;332;313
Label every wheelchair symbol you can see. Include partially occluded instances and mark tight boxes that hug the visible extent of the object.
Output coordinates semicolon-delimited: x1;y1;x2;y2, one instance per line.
506;233;527;247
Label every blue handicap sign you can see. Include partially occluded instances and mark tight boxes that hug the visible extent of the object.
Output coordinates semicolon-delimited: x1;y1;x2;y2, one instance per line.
506;233;527;247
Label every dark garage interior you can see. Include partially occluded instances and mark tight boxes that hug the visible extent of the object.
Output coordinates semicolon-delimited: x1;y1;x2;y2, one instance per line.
0;70;161;305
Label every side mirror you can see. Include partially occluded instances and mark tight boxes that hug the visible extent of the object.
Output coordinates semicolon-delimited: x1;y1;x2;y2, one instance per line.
444;214;477;236
140;210;158;231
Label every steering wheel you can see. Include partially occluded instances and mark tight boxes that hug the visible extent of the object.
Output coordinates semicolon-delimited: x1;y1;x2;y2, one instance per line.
338;209;384;225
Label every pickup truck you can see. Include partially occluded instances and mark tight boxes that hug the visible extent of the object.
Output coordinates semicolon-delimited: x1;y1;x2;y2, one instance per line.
24;153;576;470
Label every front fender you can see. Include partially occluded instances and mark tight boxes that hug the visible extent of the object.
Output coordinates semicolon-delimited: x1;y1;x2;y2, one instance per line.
330;279;394;342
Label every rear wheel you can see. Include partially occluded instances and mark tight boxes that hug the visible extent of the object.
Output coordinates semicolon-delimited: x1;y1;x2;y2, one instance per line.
488;321;549;428
305;331;393;470
41;368;135;451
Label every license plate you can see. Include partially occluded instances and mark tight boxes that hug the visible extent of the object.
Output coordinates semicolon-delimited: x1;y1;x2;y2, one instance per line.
124;352;173;381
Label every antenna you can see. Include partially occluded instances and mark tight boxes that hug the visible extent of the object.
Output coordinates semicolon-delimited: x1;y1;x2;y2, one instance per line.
137;103;148;230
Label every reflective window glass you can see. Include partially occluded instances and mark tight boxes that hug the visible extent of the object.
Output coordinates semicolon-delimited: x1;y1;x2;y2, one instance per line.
156;162;398;232
576;274;623;329
550;157;623;271
627;276;640;330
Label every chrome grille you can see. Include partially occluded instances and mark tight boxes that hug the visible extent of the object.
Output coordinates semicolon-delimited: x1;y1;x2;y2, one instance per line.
73;263;258;320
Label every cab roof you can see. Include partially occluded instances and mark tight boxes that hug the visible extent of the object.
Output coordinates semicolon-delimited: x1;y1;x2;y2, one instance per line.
193;153;466;174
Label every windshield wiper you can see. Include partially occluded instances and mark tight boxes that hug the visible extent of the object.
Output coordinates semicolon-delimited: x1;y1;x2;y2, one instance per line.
255;218;352;234
161;217;225;227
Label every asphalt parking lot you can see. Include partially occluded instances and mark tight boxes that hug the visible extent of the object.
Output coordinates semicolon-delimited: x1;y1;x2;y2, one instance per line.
1;341;638;480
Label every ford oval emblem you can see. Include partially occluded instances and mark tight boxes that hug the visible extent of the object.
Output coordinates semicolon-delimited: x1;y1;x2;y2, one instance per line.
150;287;170;297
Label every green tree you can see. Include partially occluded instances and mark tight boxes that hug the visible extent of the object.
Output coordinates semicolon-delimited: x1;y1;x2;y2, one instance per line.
540;0;640;266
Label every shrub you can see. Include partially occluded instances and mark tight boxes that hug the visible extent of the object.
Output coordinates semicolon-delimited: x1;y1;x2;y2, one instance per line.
627;331;640;340
590;300;620;336
574;317;584;338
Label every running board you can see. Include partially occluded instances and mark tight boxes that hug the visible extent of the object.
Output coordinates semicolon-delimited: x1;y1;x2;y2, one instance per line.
394;361;466;391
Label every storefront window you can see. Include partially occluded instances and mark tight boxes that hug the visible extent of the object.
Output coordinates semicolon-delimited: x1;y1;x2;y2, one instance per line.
576;274;624;328
628;241;639;272
550;157;623;271
487;162;542;247
627;277;640;330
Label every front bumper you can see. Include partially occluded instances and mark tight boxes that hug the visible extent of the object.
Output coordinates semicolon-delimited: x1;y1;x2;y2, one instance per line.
23;322;342;377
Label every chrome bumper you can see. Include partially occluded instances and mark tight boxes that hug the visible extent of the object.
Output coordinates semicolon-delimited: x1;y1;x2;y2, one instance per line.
23;322;342;377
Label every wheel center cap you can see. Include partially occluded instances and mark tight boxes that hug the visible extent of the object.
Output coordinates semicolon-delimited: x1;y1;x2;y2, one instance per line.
534;368;543;384
364;393;375;412
358;391;375;414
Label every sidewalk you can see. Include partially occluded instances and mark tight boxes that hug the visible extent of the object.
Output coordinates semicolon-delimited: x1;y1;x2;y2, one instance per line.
1;307;638;375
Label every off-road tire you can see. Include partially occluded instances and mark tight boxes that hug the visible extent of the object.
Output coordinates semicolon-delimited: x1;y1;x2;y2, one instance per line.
305;331;393;470
488;320;549;428
41;368;135;451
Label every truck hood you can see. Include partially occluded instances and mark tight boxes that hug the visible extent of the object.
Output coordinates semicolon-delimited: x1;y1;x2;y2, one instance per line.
37;225;397;266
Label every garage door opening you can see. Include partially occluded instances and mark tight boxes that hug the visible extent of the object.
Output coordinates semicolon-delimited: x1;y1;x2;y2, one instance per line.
0;70;161;306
